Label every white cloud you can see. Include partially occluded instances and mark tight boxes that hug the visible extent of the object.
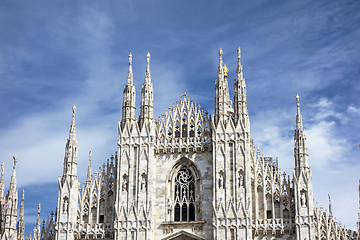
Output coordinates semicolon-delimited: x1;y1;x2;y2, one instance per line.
347;105;360;114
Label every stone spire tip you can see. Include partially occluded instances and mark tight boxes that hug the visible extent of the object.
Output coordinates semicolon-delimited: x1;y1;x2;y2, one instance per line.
237;47;241;59
13;155;17;169
129;52;132;66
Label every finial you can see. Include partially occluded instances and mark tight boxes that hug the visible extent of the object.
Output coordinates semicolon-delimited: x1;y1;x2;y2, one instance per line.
296;94;300;108
219;48;223;68
13;155;18;169
70;105;77;136
89;150;92;161
22;189;25;199
237;47;241;60
72;104;76;116
147;52;150;65
1;162;4;176
328;193;333;216
129;52;132;66
145;52;151;83
38;202;41;213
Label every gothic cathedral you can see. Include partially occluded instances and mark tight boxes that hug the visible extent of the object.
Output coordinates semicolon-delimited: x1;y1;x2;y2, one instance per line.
0;48;359;240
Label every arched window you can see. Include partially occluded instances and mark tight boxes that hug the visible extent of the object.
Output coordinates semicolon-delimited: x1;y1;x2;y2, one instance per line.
174;167;195;221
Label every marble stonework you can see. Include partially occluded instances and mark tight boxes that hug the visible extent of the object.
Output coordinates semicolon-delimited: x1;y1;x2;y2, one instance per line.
1;49;359;240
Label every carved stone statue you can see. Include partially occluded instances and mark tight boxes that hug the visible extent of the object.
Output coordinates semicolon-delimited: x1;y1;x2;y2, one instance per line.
122;175;128;192
218;173;224;189
63;198;69;213
141;175;147;192
238;172;244;187
167;198;172;214
301;192;307;207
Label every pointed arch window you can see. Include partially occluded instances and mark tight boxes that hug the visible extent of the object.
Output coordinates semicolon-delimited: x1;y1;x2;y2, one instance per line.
174;167;195;221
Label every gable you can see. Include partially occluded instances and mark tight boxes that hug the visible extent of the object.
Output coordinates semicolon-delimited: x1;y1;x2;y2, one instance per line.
162;230;205;240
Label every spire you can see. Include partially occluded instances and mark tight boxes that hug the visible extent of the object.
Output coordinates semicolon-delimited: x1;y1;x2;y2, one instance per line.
36;202;41;231
294;94;308;174
328;193;333;217
62;105;78;178
0;162;4;201
4;156;19;235
236;47;243;78
127;52;133;84
234;47;249;127
296;94;303;130
215;48;233;125
10;155;17;193
139;52;154;128
358;180;360;234
86;150;92;184
217;48;224;81
145;52;151;83
20;190;25;219
34;202;41;240
17;190;25;240
69;105;76;140
121;52;137;128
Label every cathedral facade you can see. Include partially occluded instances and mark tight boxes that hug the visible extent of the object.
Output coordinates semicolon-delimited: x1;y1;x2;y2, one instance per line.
0;48;359;240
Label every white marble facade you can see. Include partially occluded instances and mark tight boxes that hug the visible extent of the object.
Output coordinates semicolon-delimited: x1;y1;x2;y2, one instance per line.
1;48;359;240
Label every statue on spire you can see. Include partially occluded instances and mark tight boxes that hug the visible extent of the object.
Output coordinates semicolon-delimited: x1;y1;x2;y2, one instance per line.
13;155;17;169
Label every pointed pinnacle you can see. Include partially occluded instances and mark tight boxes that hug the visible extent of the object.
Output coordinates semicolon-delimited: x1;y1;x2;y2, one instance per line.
145;52;151;83
295;94;303;130
237;47;241;60
128;52;132;67
70;105;77;137
1;162;4;179
87;150;92;182
13;155;18;169
219;48;223;68
72;104;76;118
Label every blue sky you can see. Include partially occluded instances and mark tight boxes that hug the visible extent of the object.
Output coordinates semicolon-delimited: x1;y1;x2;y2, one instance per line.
0;0;359;235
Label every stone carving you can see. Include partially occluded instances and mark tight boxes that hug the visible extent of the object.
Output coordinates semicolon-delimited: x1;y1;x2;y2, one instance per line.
63;197;69;213
301;192;307;207
218;172;224;189
1;49;356;240
238;172;244;187
122;174;128;192
167;198;172;215
140;173;147;192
